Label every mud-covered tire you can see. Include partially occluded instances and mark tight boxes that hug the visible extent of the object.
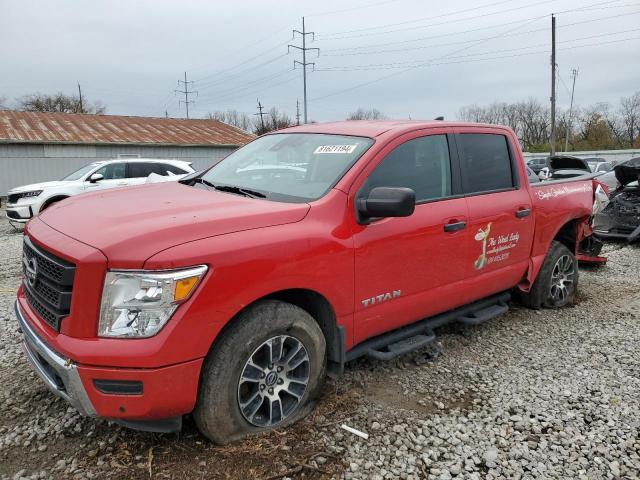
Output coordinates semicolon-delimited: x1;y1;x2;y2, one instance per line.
193;300;326;444
518;241;579;309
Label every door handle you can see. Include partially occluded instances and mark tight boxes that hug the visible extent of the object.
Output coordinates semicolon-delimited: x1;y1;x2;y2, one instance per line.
444;221;466;232
117;181;128;186
516;208;531;218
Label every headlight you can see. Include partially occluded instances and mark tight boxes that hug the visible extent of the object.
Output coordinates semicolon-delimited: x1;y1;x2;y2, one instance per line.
98;265;208;338
13;190;43;200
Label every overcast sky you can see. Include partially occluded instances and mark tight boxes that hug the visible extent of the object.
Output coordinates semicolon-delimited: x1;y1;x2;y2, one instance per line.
1;0;638;123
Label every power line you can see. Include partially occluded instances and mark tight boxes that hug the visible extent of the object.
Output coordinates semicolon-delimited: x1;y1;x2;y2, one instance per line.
322;12;640;56
317;0;625;41
191;40;289;85
307;0;404;17
288;17;319;124
317;0;514;37
175;72;197;119
317;0;556;40
315;27;640;71
194;71;300;108
309;14;545;101
197;69;294;103
314;35;640;72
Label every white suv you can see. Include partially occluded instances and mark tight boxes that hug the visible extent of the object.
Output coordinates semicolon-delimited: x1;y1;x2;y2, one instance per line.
6;158;194;225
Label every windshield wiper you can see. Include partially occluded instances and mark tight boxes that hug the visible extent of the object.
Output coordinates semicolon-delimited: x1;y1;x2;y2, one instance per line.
191;177;217;188
211;184;267;198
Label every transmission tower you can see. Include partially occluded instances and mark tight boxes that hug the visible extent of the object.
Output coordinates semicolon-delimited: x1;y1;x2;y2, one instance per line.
288;17;319;124
176;72;197;119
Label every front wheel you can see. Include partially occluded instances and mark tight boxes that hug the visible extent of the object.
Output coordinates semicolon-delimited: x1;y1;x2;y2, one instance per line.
518;241;579;309
194;300;326;444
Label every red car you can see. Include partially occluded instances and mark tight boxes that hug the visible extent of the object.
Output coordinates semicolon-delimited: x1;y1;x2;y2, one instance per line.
15;121;604;443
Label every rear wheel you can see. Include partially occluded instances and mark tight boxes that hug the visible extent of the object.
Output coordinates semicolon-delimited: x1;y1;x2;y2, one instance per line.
518;241;578;309
194;300;326;444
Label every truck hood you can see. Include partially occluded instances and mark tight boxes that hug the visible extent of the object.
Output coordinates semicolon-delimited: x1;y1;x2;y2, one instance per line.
615;157;640;186
37;182;310;267
9;180;72;193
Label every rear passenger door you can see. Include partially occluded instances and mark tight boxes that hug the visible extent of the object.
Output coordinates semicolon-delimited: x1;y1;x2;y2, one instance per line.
455;130;534;297
127;162;158;185
352;130;469;343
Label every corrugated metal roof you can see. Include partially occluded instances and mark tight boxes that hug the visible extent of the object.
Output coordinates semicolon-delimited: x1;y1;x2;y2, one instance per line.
0;110;255;147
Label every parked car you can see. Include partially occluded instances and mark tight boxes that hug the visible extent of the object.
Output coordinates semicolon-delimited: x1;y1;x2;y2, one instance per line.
584;158;613;174
526;157;547;174
546;155;592;180
6;159;194;224
15;121;604;444
593;157;640;242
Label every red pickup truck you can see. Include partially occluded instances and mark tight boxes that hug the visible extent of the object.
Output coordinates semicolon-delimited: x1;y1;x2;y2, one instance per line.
15;121;604;443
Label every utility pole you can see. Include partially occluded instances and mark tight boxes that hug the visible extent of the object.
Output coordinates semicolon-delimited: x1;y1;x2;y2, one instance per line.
550;14;557;155
255;99;266;133
289;17;319;124
176;72;197;119
77;82;83;113
296;99;301;126
564;68;578;152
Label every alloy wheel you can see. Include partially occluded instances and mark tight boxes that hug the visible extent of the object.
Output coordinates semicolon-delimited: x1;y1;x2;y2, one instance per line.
237;335;310;427
550;254;575;303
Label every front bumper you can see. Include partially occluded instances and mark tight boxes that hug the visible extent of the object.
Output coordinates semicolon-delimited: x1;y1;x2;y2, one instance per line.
15;301;203;431
6;201;35;223
15;301;95;415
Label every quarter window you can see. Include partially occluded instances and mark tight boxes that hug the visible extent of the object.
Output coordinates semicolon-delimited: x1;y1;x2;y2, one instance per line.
364;135;452;202
457;134;515;194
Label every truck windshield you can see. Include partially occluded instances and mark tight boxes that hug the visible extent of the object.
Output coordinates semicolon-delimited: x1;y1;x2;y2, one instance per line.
200;133;374;202
62;163;101;181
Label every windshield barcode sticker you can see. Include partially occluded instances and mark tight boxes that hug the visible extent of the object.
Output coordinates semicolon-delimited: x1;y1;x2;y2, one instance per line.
314;145;357;154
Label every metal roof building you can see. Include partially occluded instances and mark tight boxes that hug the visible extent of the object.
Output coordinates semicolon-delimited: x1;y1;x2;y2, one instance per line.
0;110;254;195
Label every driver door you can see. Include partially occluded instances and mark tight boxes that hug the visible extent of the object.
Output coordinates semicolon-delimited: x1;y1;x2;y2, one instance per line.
352;131;469;344
84;163;129;191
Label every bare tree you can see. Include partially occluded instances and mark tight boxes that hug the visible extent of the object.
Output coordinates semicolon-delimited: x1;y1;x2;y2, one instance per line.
208;110;253;132
253;107;293;135
347;108;387;120
18;92;106;114
619;91;640;147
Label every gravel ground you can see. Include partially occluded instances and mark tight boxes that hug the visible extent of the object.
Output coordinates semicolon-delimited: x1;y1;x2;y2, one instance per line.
0;207;639;480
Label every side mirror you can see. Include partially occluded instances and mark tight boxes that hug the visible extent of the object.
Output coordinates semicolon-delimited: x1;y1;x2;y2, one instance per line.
357;187;416;224
89;173;104;183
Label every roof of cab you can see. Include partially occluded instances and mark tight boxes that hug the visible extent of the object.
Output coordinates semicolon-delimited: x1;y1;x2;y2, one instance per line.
277;120;510;138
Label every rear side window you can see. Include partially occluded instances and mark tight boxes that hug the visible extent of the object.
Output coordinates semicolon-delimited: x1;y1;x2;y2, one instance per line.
128;162;157;178
364;134;452;202
457;134;514;194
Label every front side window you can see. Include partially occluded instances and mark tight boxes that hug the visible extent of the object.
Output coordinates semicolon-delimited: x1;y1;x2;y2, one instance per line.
94;163;126;180
200;133;374;202
363;134;452;202
458;134;515;194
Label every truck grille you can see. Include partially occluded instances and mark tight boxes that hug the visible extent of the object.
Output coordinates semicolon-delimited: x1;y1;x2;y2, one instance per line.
22;237;75;331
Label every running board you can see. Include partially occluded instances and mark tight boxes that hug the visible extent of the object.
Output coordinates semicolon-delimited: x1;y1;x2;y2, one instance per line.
457;301;509;326
367;332;436;360
346;291;511;363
